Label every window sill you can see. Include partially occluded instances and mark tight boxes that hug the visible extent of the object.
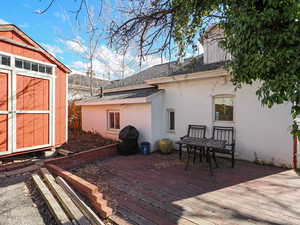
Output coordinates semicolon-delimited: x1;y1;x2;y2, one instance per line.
213;120;235;124
167;130;176;134
106;129;120;135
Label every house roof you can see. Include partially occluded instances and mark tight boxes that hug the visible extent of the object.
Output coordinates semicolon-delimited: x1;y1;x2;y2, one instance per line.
105;55;226;90
0;24;71;73
77;88;162;105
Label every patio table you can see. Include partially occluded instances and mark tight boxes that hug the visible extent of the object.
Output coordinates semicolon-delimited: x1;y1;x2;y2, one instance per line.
176;137;226;175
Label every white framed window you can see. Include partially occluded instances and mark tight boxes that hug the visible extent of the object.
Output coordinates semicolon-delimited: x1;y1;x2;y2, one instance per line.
15;58;53;74
167;109;175;132
213;95;234;121
107;111;120;130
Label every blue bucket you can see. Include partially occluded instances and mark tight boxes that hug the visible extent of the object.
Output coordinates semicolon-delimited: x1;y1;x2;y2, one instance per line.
140;142;151;155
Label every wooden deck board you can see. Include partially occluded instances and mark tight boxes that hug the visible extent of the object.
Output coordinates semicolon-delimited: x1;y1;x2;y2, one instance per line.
71;153;300;225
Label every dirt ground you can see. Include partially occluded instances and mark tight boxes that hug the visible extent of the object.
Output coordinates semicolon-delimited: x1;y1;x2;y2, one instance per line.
61;129;116;153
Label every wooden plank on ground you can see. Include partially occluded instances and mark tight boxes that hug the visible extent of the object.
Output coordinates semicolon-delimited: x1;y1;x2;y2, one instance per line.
32;173;73;225
56;176;105;225
40;168;90;225
57;149;74;156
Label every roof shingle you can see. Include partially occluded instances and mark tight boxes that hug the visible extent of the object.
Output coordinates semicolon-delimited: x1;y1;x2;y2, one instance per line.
105;55;226;89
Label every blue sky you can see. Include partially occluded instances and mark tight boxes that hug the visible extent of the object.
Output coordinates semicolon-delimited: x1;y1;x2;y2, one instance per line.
0;0;203;80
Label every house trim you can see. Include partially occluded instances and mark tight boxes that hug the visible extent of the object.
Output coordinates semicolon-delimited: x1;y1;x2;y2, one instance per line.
104;84;154;94
77;97;149;106
146;69;228;85
77;90;164;106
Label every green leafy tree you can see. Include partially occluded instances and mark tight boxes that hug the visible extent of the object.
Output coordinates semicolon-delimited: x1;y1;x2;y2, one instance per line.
40;0;300;136
109;0;300;136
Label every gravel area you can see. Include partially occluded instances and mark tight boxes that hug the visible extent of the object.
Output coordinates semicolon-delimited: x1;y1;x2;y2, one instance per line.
0;174;48;225
26;177;58;225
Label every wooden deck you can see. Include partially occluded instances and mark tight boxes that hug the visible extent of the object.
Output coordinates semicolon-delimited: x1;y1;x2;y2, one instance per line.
72;153;300;225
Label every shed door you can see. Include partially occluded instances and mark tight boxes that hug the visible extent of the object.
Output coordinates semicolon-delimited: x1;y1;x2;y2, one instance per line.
0;70;10;154
15;74;51;152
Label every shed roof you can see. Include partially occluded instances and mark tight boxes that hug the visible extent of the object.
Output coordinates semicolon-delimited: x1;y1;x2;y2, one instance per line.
0;24;71;73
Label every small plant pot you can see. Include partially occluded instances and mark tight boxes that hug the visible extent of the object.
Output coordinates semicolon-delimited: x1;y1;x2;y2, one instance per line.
158;139;173;154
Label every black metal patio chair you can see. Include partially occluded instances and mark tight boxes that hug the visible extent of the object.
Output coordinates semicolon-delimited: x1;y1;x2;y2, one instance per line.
178;125;207;161
212;126;236;168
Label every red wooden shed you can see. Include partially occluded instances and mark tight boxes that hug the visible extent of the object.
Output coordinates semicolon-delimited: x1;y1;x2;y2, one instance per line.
0;24;71;158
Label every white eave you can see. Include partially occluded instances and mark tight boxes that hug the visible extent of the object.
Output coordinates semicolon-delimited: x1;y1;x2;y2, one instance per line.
104;84;154;94
146;69;229;85
76;90;164;106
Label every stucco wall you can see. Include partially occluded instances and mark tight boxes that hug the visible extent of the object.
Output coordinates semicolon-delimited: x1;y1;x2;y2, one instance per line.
150;92;164;150
81;103;152;145
158;77;293;167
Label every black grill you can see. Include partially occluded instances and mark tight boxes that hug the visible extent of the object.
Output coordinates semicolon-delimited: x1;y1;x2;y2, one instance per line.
118;125;139;155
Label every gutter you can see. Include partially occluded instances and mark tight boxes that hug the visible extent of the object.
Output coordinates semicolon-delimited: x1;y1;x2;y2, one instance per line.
76;90;164;106
76;97;149;106
146;69;228;85
104;84;154;94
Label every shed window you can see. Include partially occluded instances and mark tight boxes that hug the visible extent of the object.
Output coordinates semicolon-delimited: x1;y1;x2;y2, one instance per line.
23;61;31;70
167;109;175;131
14;58;53;75
108;111;120;129
46;66;52;74
214;95;234;121
32;63;38;71
15;59;23;68
39;65;46;73
1;55;10;66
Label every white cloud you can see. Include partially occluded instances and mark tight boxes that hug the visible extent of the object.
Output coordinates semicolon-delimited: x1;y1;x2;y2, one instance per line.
63;38;87;54
42;43;63;57
19;23;30;29
0;18;9;24
69;44;166;80
54;11;70;22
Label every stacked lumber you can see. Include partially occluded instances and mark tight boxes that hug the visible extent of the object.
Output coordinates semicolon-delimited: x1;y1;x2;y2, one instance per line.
46;164;113;218
32;168;104;225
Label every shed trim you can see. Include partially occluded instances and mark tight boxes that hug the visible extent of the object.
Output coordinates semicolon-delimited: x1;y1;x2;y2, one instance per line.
0;24;71;73
0;37;40;51
0;50;57;68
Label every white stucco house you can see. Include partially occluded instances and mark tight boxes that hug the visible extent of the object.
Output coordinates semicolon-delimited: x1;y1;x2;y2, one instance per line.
77;25;298;168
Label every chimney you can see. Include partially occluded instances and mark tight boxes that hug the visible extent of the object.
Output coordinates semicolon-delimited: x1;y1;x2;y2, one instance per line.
201;24;231;64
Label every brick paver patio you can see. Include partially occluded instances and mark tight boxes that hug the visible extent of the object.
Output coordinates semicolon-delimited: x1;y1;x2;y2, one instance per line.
72;152;300;225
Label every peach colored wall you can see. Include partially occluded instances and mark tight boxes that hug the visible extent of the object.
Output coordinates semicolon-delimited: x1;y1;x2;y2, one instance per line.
81;103;152;144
